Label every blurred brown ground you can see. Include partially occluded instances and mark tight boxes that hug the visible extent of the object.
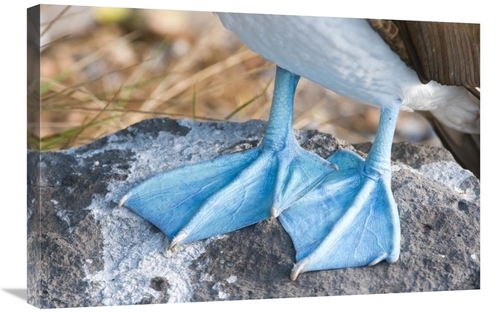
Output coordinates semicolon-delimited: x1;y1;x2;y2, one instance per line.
38;5;440;151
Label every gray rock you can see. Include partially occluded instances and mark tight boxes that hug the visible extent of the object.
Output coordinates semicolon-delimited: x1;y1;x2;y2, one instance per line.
27;117;480;308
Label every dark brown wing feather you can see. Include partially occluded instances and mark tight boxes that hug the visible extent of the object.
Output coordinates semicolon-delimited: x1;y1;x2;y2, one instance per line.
368;19;480;178
368;19;480;97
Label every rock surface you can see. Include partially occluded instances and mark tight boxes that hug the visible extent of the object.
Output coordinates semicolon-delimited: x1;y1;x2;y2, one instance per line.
27;118;480;308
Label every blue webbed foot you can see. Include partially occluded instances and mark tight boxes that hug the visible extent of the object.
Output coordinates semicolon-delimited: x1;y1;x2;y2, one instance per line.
119;66;335;249
279;105;402;280
279;149;400;280
119;147;261;241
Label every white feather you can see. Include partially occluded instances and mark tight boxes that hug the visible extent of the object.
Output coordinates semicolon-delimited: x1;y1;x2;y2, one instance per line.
217;13;479;134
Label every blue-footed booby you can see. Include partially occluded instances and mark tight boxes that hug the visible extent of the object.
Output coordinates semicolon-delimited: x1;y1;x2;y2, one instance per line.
119;13;480;280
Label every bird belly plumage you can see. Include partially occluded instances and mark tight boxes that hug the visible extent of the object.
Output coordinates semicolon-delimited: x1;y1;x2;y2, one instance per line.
217;13;479;133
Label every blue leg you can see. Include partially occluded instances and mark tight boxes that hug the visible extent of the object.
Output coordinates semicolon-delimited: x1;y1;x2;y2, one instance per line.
119;66;335;249
279;104;401;280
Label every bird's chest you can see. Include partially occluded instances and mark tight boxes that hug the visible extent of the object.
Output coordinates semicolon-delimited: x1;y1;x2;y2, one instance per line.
218;14;425;108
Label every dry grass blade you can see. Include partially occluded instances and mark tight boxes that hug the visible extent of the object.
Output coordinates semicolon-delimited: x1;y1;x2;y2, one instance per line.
42;61;151;103
140;48;259;112
49;106;222;121
175;64;273;104
40;5;71;37
40;116;118;150
293;97;328;129
191;84;197;120
41;77;126;130
41;34;72;49
41;30;143;94
225;78;273;120
117;42;170;107
43;85;124;150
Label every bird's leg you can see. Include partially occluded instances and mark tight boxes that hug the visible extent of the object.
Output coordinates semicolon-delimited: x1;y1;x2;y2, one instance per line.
119;66;335;249
279;104;401;280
